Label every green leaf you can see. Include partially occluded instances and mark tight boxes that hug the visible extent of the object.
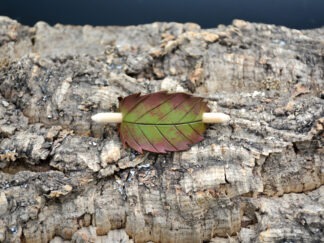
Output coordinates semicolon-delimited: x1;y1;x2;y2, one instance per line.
119;91;209;153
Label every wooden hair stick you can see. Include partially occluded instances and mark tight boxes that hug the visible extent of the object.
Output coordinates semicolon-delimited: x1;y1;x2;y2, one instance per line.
91;112;230;124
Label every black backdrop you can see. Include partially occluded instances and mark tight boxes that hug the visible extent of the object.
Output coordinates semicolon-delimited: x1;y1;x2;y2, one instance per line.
1;0;323;29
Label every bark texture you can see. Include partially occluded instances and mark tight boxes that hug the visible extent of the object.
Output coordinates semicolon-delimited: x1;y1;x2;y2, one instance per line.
0;16;323;242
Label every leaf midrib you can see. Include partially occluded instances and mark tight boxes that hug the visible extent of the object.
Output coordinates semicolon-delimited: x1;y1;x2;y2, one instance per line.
122;120;202;126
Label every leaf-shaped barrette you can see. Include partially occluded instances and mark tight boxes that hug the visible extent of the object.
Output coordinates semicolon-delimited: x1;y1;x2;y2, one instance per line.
92;91;230;153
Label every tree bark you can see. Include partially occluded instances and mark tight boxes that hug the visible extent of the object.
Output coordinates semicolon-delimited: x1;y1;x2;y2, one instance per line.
0;16;323;242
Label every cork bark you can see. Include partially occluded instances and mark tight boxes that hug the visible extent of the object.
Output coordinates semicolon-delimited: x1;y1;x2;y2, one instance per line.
0;16;323;242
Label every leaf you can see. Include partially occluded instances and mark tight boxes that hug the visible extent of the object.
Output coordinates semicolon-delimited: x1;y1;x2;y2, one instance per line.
118;91;210;154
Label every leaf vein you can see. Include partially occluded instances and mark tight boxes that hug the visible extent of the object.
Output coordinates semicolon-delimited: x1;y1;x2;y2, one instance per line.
123;94;151;117
178;98;202;122
133;95;174;122
156;96;190;124
155;126;178;151
189;123;201;137
124;124;142;152
175;125;195;143
138;125;159;153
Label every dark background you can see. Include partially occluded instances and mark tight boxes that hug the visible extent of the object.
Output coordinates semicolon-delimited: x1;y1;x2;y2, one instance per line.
1;0;324;29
